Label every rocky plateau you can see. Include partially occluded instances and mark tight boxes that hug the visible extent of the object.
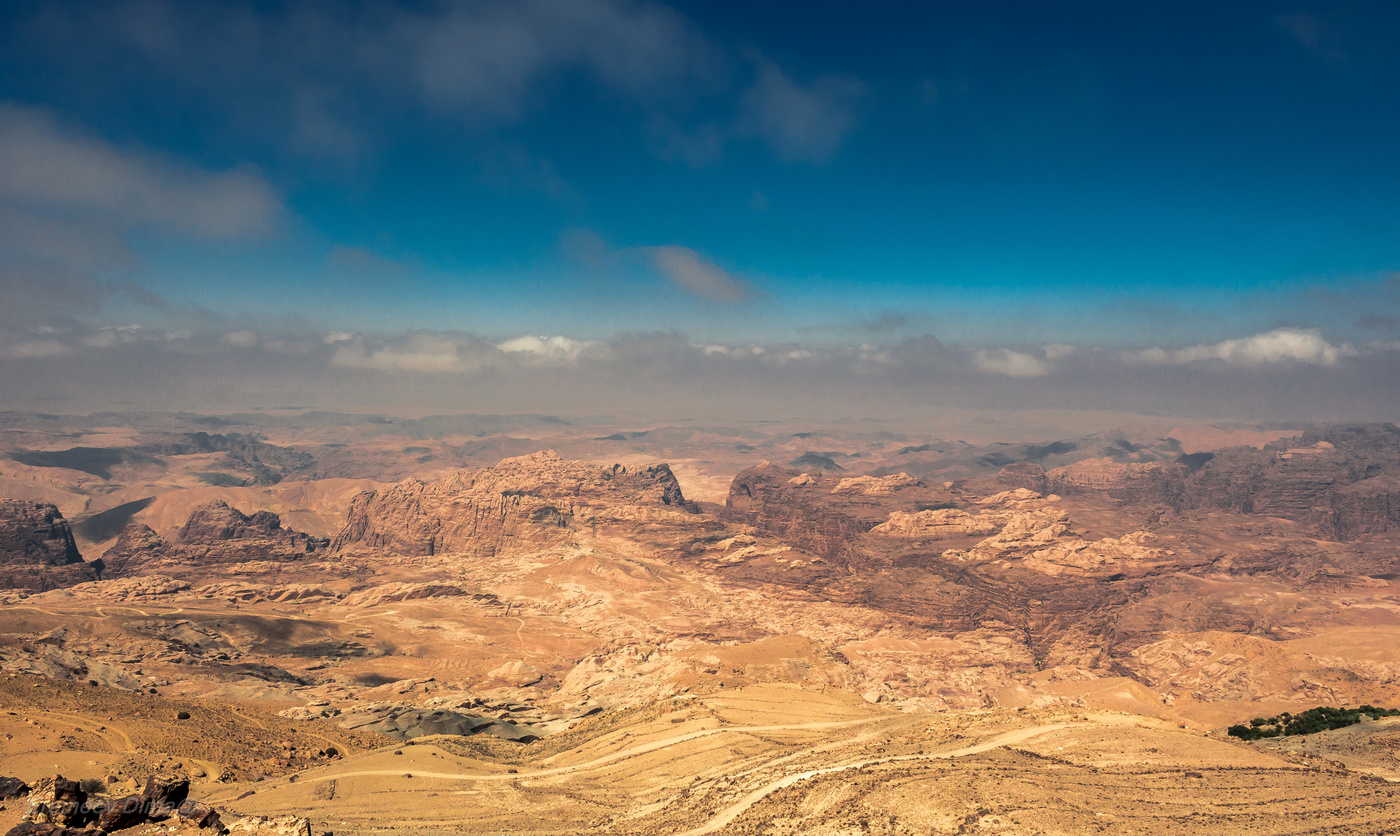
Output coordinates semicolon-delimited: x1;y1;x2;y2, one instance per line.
4;413;1400;834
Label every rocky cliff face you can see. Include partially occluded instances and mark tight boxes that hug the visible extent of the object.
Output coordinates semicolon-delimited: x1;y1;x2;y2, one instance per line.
1176;424;1400;539
0;500;82;566
0;500;99;591
332;451;699;557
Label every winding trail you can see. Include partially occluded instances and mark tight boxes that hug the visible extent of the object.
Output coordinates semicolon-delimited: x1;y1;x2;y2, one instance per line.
312;716;899;784
673;722;1074;836
300;717;1076;835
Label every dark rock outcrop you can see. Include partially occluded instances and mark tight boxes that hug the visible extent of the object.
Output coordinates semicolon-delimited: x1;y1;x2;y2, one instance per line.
140;775;189;811
21;776;86;828
8;773;221;836
0;501;99;591
338;706;544;743
3;824;104;836
0;776;30;800
0;500;82;566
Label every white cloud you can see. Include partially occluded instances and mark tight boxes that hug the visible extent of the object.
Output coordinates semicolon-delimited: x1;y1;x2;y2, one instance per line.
970;348;1051;377
329;333;494;373
496;334;600;362
0;104;281;238
649;246;757;303
81;324;146;348
1125;327;1355;367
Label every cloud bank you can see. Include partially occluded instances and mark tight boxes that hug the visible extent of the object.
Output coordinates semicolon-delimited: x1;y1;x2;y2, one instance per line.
4;322;1398;424
1123;328;1355;367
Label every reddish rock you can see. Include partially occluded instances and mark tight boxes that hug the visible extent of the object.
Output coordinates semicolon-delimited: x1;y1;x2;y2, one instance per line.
21;776;85;827
3;824;104;836
103;503;328;577
333;451;698;558
95;794;150;831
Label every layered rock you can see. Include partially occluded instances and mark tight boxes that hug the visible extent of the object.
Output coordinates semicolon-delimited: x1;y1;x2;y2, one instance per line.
0;500;99;591
996;462;1049;493
0;500;82;565
332;451;698;557
1045;459;1185;505
1181;426;1400;539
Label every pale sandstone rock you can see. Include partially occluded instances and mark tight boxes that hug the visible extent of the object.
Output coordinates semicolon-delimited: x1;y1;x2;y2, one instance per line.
829;473;920;495
487;660;543;687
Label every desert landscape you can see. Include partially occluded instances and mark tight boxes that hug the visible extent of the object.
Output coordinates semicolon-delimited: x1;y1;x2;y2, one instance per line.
2;411;1400;834
5;2;1400;833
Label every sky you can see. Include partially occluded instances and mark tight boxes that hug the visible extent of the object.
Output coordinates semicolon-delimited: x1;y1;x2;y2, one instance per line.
1;1;1399;423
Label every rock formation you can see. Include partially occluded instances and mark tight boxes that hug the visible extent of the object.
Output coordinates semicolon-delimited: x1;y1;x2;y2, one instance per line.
1019;424;1400;540
0;500;99;591
101;500;328;578
332;451;698;557
723;463;951;563
0;500;82;566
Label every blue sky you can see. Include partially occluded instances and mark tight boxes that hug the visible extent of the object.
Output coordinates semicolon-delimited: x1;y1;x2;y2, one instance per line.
2;1;1399;418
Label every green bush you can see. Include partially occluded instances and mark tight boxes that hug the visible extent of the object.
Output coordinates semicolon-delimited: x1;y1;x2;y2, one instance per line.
1227;705;1399;740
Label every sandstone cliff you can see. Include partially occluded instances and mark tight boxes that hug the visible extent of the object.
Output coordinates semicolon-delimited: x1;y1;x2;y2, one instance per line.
0;499;98;591
332;451;699;557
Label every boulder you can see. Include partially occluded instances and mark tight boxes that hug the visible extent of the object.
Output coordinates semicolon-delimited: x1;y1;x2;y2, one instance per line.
0;776;30;800
21;776;86;827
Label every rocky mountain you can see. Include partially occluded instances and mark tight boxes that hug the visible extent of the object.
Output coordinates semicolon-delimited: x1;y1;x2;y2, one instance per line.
1002;424;1400;541
0;500;98;592
102;500;329;578
0;500;82;566
7;431;315;485
332;450;699;557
